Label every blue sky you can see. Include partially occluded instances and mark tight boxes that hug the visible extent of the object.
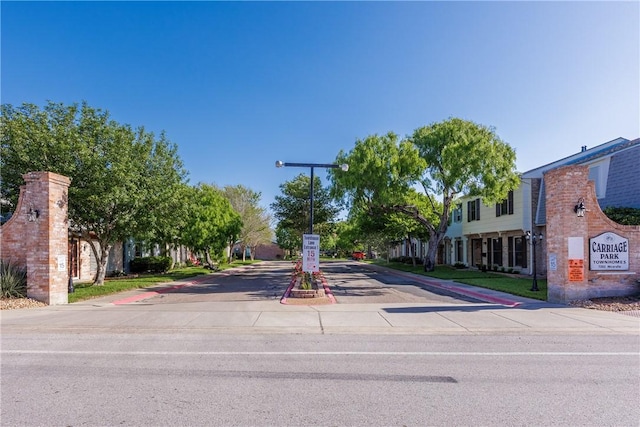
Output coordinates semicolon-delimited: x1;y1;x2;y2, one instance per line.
2;1;639;213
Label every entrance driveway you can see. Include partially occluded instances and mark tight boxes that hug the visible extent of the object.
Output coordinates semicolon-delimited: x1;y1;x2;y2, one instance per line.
2;261;638;335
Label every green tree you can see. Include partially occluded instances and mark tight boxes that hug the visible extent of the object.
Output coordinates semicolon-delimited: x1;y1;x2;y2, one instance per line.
270;174;339;249
182;184;242;266
330;118;519;271
275;223;300;259
0;102;188;284
223;185;272;261
602;207;640;225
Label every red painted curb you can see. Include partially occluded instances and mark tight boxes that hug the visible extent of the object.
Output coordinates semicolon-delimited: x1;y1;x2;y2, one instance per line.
320;276;337;304
279;276;297;304
112;274;215;305
388;269;522;307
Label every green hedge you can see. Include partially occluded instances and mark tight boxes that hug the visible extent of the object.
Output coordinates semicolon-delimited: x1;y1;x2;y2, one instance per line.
129;256;172;273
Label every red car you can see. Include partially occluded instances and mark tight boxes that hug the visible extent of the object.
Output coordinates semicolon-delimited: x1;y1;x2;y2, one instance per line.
352;251;366;260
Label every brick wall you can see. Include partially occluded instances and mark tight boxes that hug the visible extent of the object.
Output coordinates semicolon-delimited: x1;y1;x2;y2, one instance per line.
254;243;285;260
0;172;71;305
545;165;639;303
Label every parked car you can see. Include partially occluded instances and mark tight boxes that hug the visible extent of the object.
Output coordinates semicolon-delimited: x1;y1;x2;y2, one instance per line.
352;251;366;260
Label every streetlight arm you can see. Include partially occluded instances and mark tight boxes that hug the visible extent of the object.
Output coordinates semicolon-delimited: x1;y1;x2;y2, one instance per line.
275;160;348;234
276;161;347;170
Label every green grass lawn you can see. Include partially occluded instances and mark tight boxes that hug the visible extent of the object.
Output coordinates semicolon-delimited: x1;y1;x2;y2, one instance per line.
68;260;262;303
371;260;547;301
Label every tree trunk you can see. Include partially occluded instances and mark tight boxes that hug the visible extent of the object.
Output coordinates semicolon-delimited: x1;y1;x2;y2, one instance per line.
205;248;213;267
408;234;416;267
423;236;440;272
83;235;110;286
242;245;246;262
227;239;235;264
94;242;112;286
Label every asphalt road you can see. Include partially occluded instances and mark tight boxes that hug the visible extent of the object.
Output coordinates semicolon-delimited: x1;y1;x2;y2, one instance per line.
136;260;483;305
2;261;639;426
2;333;638;426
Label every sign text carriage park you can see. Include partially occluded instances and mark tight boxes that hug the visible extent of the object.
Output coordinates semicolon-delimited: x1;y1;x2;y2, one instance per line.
589;232;629;271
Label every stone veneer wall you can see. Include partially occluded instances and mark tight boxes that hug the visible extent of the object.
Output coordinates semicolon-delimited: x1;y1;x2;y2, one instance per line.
0;172;71;305
545;165;639;303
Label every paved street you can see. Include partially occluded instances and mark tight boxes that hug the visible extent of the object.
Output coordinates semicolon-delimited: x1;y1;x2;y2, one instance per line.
2;261;639;426
2;261;638;335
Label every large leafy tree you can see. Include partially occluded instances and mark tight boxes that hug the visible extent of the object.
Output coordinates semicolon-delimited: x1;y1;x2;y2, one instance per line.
182;184;242;266
351;190;433;265
222;185;272;261
0;101;188;284
270;173;339;249
274;223;300;259
330;118;520;271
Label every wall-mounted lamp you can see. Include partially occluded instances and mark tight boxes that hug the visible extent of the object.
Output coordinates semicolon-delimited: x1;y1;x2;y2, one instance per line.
27;207;40;222
573;198;586;217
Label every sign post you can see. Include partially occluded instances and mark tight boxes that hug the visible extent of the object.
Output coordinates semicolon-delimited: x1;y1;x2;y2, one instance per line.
302;234;320;273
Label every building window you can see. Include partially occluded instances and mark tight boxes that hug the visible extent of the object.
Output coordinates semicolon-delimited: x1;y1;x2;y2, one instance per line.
490;238;503;266
455;240;463;263
454;204;463;222
495;190;514;217
508;236;527;268
472;238;483;266
467;199;480;221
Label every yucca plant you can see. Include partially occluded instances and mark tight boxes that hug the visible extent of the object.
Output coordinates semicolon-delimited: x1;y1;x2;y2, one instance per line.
1;260;27;298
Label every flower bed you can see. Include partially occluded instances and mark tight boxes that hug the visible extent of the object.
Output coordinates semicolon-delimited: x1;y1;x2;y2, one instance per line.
281;260;335;304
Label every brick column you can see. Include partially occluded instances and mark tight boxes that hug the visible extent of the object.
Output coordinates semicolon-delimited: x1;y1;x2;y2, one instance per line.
544;166;591;303
23;172;72;305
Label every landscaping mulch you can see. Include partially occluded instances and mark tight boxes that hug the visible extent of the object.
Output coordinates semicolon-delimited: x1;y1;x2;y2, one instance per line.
1;297;48;310
569;295;640;314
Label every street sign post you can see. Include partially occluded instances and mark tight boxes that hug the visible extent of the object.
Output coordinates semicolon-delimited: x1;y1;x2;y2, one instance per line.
302;234;320;273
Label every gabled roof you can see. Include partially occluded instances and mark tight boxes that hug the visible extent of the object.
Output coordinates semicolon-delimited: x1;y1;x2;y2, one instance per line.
530;137;639;225
521;137;632;179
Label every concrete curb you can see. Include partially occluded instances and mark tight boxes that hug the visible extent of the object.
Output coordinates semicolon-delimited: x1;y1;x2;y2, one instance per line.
361;263;540;307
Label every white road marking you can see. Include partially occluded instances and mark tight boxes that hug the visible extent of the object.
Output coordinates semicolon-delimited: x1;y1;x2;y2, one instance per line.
2;350;637;356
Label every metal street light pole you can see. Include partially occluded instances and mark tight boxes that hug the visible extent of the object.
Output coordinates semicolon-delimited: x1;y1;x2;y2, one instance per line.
275;161;348;234
526;230;543;292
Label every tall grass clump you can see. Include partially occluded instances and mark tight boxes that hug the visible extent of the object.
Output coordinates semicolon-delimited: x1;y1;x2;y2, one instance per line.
1;260;27;298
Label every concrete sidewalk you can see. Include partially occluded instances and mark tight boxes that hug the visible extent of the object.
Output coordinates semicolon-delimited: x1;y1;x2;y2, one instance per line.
2;270;638;335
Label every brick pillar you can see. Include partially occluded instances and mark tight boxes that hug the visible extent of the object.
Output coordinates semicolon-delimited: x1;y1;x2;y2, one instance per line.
544;166;592;303
23;172;72;305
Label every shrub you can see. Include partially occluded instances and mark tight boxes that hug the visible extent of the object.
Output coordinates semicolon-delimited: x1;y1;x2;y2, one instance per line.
129;256;172;273
1;260;27;298
602;207;640;225
454;262;466;269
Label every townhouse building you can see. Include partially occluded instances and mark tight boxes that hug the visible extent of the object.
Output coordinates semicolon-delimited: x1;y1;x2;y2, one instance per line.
391;137;639;278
